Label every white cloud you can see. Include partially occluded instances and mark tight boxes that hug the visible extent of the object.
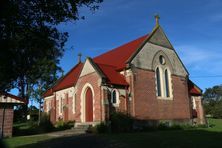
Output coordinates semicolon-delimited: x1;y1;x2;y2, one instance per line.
175;45;222;75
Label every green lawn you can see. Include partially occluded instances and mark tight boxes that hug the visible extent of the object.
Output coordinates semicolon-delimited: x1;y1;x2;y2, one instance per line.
104;118;222;148
2;118;222;148
2;135;52;148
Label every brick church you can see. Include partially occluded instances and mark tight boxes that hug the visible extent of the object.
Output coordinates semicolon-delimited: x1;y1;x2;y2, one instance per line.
44;16;205;126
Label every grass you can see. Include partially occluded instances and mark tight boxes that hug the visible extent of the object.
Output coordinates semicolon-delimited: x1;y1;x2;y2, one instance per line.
2;135;52;148
12;120;74;136
205;118;222;131
2;118;222;148
103;118;222;148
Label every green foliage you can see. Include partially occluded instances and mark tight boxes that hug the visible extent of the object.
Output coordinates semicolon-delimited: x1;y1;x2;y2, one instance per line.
86;125;97;133
38;113;54;132
55;120;75;130
110;112;134;133
13;120;53;136
0;0;103;114
96;122;111;133
203;85;222;118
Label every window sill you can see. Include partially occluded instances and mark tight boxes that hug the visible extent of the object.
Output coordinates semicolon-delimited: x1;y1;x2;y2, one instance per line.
157;96;173;100
112;103;119;107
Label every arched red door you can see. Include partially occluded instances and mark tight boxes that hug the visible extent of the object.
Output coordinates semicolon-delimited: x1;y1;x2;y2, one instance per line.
85;88;93;122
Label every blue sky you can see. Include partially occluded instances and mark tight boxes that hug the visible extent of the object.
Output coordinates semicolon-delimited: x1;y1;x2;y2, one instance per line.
57;0;222;91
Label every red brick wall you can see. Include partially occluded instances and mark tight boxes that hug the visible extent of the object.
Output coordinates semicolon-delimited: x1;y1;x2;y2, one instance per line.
132;68;191;120
0;104;14;138
75;72;103;122
194;98;206;124
117;95;127;113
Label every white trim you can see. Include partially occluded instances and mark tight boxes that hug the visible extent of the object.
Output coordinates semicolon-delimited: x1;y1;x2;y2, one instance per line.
192;97;197;109
44;95;54;100
155;66;162;97
111;89;120;107
72;93;76;114
155;66;173;100
46;101;51;113
80;83;95;123
166;68;173;98
59;97;63;115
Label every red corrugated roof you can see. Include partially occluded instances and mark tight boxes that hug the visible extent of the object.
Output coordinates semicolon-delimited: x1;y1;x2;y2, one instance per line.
188;80;202;96
94;35;148;70
43;63;83;97
44;35;148;97
96;63;128;86
43;89;53;97
53;63;83;91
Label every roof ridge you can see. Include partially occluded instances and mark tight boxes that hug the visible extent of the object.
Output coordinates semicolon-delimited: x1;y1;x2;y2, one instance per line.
94;34;148;60
94;62;117;68
52;62;82;87
43;62;83;96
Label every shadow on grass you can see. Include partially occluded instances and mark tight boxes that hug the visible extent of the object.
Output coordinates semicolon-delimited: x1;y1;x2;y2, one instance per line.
17;134;121;148
4;129;222;148
0;140;6;148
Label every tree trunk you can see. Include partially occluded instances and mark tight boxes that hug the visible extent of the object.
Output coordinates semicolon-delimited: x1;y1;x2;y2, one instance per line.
38;101;41;125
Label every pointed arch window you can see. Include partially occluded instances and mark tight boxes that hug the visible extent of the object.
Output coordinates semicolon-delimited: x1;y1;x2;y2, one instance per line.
111;90;117;104
154;55;173;99
164;69;170;97
156;67;162;96
111;89;119;106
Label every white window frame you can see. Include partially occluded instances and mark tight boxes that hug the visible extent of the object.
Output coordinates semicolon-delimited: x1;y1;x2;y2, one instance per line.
72;93;76;114
111;89;119;107
155;66;173;100
59;97;63;115
155;66;163;97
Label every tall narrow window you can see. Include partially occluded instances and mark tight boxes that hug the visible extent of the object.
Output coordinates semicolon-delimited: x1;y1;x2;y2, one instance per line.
59;97;63;114
73;94;76;113
112;90;117;104
156;67;162;96
165;69;170;97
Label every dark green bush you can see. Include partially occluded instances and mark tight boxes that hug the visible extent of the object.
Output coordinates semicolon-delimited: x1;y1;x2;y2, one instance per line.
110;112;134;133
86;125;97;133
55;120;75;130
38;113;54;132
158;122;169;130
96;122;110;133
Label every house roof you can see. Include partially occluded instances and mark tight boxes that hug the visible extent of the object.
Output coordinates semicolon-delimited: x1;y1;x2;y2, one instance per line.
44;35;148;97
43;62;83;97
188;80;202;96
43;30;195;97
94;35;148;70
53;62;83;91
0;92;26;104
96;63;128;86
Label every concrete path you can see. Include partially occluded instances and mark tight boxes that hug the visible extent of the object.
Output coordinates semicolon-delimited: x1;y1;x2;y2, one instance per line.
45;129;85;137
16;129;126;148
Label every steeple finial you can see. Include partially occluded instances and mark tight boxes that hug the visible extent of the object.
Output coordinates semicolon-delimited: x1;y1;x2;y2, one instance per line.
78;53;82;63
154;14;160;26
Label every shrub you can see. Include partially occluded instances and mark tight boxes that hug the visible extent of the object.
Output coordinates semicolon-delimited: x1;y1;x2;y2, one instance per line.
55;120;75;130
96;122;110;133
110;112;134;133
38;113;54;132
86;125;97;133
158;122;169;130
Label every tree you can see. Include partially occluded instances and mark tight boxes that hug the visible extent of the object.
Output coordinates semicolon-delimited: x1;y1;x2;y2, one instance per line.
0;0;103;111
30;61;60;124
203;85;222;118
